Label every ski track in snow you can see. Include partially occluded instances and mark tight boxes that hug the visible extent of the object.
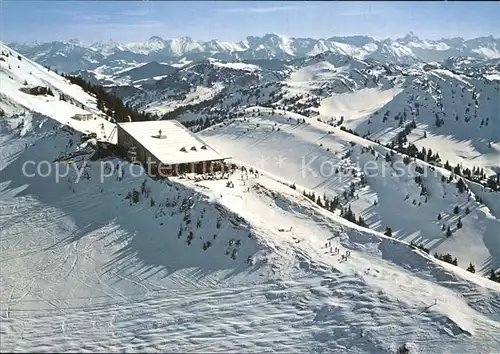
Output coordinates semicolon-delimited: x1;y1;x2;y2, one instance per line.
1;126;499;352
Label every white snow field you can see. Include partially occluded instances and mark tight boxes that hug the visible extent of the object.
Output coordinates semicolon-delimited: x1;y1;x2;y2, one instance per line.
200;107;500;276
143;83;225;116
1;112;500;353
281;55;500;180
333;69;500;177
1;44;500;353
318;87;403;124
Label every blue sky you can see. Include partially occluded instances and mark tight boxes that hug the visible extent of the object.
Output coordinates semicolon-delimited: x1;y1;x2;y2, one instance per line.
1;1;499;43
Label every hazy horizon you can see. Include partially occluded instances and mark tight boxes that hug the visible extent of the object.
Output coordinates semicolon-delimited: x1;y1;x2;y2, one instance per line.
6;32;500;46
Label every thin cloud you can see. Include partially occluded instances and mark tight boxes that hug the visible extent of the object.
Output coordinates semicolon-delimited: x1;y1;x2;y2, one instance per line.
217;5;317;14
65;20;167;43
335;2;393;17
37;9;111;21
119;9;153;16
38;9;78;16
79;14;113;22
71;20;164;31
338;9;390;17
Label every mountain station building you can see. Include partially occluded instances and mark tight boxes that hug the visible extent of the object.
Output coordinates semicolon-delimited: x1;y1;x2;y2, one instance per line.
116;120;229;177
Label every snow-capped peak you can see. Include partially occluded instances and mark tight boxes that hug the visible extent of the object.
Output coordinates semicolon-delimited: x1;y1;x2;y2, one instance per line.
8;34;500;74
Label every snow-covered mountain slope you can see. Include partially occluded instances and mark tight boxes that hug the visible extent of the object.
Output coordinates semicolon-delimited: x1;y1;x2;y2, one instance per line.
73;61;179;88
2;111;500;353
10;33;500;74
329;67;500;177
2;43;500;353
199;107;500;275
0;43;116;143
282;52;403;99
8;39;105;73
120;52;400;119
128;59;283;116
318;88;403;122
153;52;498;183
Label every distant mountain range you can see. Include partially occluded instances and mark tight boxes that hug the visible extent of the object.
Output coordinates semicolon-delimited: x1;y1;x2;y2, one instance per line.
8;33;500;73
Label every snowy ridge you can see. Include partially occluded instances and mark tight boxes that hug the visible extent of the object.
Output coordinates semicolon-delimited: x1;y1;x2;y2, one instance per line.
9;33;500;73
209;59;261;72
199;107;500;276
157;51;498;180
333;65;500;177
128;58;284;115
0;42;117;143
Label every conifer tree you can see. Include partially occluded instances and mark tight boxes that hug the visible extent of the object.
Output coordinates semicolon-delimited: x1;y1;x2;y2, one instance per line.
466;263;475;273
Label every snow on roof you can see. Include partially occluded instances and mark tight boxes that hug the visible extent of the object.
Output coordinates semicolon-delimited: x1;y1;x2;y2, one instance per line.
118;120;230;165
